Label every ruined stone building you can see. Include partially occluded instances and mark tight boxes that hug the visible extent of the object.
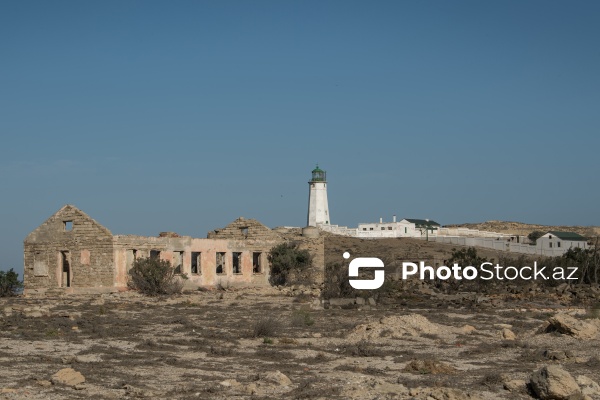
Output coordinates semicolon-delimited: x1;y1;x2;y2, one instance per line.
23;205;322;294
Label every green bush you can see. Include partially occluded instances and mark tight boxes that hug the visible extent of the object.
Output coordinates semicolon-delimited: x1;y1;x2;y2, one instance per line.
322;261;356;299
0;268;23;297
127;257;186;296
268;243;312;286
528;231;545;244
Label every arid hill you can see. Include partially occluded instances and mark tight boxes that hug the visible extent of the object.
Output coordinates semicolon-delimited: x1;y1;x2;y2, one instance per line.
445;221;600;238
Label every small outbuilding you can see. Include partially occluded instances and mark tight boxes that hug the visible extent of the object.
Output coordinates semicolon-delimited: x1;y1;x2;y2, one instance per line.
536;231;589;252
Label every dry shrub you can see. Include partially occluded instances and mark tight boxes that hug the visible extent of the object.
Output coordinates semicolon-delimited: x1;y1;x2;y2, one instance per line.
342;341;385;357
403;359;456;375
127;257;186;296
252;316;280;338
291;310;315;327
480;373;504;388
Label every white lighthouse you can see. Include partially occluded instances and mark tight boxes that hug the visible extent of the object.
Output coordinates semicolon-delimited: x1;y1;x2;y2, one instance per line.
307;165;330;227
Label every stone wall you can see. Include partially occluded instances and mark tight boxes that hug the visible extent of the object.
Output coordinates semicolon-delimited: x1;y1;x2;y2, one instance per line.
24;207;328;293
296;236;325;284
24;205;115;294
113;235;282;288
207;217;283;241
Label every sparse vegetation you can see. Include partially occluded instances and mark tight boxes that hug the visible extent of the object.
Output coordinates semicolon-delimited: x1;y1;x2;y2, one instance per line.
0;268;23;297
127;257;186;296
341;341;385;357
403;358;457;375
585;303;600;319
252;316;280;338
448;247;489;268
322;261;357;299
268;243;312;286
291;310;315;327
480;372;504;388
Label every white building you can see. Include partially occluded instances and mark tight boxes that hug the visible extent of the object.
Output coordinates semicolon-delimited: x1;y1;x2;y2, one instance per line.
356;217;440;238
317;213;443;239
536;231;589;252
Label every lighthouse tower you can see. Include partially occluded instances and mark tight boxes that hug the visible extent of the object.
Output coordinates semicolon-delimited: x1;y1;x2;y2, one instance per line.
307;165;330;227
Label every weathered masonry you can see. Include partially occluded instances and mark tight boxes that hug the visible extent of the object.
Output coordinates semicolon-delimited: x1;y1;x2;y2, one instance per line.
23;205;289;294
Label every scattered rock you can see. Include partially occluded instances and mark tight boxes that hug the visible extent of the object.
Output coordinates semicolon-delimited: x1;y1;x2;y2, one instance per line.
329;298;355;307
21;306;51;318
91;298;105;306
541;314;598;339
260;370;292;386
501;328;517;340
503;379;526;392
51;368;86;387
244;383;257;395
340;377;408;399
348;313;475;341
219;379;241;388
408;386;482;399
61;356;76;364
577;375;600;398
530;365;582;400
123;384;155;397
75;354;102;363
347;314;444;340
460;325;476;334
57;311;82;319
544;350;569;361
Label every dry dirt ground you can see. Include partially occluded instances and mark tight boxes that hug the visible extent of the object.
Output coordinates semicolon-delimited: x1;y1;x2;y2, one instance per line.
1;289;599;399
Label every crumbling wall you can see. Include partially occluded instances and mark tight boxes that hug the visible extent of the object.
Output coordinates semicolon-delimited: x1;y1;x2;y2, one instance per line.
295;236;325;285
206;217;329;286
113;234;283;288
24;207;327;294
207;217;283;241
24;205;114;294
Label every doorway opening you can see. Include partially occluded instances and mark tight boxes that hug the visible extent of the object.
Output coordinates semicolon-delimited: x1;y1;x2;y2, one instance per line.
60;251;71;288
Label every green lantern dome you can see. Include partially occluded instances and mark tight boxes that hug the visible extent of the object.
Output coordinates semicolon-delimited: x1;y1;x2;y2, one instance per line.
311;164;326;182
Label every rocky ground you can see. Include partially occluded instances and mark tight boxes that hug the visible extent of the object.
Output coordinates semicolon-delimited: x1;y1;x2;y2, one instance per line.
1;288;600;399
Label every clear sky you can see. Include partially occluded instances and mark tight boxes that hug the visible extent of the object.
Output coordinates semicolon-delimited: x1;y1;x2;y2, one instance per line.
1;1;599;275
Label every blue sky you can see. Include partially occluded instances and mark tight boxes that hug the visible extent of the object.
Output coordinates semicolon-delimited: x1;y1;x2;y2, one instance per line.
1;1;599;275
